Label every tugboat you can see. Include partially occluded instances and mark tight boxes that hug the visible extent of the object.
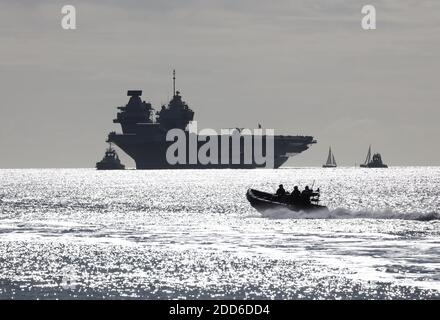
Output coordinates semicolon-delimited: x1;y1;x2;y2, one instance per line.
360;146;388;168
96;143;125;170
246;187;328;214
322;147;337;168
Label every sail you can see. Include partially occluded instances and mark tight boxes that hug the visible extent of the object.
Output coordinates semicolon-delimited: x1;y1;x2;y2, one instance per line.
364;146;371;165
332;154;337;166
326;147;332;165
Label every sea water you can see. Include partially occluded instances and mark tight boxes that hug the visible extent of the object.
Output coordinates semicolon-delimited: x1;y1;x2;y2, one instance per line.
0;167;439;299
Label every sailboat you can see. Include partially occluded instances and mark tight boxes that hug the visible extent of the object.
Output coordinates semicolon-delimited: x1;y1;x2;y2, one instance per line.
360;145;388;168
322;147;337;168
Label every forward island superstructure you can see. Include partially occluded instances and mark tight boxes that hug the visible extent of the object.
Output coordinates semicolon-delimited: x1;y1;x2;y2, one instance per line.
107;72;316;169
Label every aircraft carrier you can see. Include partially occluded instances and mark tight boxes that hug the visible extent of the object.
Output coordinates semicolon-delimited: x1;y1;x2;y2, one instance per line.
107;72;316;169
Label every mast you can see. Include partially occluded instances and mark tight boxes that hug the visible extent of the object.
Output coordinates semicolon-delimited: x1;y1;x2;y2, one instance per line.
364;145;371;165
173;69;176;96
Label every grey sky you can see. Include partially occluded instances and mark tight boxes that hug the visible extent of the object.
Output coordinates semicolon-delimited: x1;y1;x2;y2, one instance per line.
0;0;439;168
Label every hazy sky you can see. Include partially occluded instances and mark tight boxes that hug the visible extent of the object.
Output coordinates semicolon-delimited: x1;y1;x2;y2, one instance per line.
0;0;439;168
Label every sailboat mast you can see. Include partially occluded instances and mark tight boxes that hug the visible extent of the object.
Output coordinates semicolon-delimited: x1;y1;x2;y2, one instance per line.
364;145;371;165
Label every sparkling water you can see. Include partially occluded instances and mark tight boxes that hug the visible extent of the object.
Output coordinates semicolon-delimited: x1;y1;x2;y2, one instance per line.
0;167;439;299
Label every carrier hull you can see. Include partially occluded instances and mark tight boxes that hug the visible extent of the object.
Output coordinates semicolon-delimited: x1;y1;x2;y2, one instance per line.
108;132;314;169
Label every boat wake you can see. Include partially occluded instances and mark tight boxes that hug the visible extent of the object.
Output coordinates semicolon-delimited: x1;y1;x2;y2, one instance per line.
260;207;440;221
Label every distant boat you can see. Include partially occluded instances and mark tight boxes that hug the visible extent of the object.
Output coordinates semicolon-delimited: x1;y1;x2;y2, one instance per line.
96;143;125;170
322;147;337;168
360;145;388;168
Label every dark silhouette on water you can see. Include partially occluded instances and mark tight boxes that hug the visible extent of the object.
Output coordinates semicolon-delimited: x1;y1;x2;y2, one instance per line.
247;186;327;213
290;186;301;203
96;143;125;170
301;186;314;204
276;184;286;196
360;145;388;168
106;71;317;169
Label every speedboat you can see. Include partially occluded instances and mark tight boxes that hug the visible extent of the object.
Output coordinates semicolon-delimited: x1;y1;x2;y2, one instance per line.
246;188;329;214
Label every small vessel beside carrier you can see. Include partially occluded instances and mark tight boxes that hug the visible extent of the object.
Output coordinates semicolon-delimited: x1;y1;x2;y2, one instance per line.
96;143;125;170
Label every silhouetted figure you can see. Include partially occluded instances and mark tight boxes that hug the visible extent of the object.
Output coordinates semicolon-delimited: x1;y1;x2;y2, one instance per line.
276;184;286;196
301;186;313;204
290;186;301;203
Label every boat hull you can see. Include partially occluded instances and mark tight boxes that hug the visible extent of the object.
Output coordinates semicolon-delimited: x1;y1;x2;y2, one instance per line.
246;189;328;214
360;164;388;168
96;162;125;170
